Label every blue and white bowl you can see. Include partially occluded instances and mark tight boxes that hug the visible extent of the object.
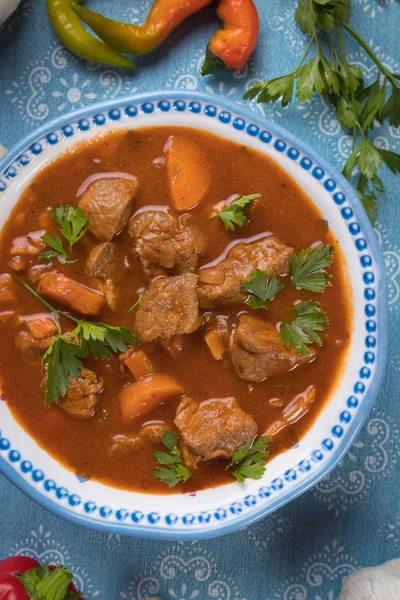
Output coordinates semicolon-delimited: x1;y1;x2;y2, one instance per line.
0;91;388;540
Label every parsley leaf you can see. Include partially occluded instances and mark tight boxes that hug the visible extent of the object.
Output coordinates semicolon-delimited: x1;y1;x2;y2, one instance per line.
242;269;284;309
42;335;85;406
154;430;192;488
214;193;261;231
71;321;138;359
290;244;333;293
227;436;270;482
17;277;138;406
281;301;328;356
243;0;400;223
40;204;87;263
39;234;73;264
18;563;81;600
52;204;88;249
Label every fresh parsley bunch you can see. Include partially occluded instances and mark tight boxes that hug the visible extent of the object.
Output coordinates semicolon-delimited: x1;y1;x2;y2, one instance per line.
244;0;400;222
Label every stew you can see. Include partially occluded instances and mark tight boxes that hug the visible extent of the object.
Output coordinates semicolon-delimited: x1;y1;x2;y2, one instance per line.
0;127;352;493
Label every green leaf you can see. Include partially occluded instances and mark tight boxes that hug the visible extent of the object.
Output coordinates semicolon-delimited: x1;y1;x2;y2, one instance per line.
281;301;328;356
153;430;192;488
359;79;386;130
242;269;284;309
336;95;361;128
71;321;138;359
52;204;88;249
295;0;316;34
42;336;85;406
296;57;327;103
227;436;270;482
214;193;261;231
383;84;400;127
39;234;70;263
18;564;80;600
290;244;333;292
357;139;383;179
377;148;400;174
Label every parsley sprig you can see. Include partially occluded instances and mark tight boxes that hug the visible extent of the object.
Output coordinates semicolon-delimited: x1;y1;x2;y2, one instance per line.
153;430;192;488
18;563;81;600
242;269;284;309
16;277;138;405
213;193;261;231
244;0;400;222
39;204;87;263
227;436;270;482
291;244;333;292
281;301;328;356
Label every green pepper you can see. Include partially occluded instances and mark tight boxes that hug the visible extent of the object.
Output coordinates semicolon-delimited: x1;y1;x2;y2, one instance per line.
46;0;134;69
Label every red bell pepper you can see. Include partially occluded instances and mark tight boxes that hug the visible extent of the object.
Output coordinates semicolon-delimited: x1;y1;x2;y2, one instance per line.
0;574;29;600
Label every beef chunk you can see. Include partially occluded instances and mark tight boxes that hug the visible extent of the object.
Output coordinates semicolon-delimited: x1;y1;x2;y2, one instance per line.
86;242;117;278
175;396;258;466
109;423;167;454
15;331;55;356
135;273;202;342
78;177;138;241
128;210;199;279
197;235;294;308
58;368;103;419
230;314;315;382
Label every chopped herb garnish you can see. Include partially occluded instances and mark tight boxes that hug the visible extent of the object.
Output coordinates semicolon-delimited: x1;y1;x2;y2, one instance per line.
18;563;81;600
16;277;138;406
39;204;87;263
227;436;270;482
128;292;143;313
281;300;328;356
154;430;192;488
290;244;333;292
214;193;261;231
242;269;284;309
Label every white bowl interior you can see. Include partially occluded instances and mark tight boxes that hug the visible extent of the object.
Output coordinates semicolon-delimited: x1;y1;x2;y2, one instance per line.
0;96;384;538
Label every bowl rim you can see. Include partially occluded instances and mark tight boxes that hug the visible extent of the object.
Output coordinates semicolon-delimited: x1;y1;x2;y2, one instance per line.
0;90;388;540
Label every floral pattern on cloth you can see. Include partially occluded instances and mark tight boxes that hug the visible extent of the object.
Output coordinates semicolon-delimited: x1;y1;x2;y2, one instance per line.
1;1;399;599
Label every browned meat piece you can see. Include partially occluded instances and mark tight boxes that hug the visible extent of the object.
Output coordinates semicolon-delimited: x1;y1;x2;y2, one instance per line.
58;368;103;419
78;177;139;241
128;210;199;279
135;273;202;342
175;396;258;467
15;331;55;356
109;423;166;454
197;235;294;308
230;314;315;382
86;242;117;278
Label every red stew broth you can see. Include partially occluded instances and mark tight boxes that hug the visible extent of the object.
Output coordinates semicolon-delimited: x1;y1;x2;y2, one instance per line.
0;127;352;493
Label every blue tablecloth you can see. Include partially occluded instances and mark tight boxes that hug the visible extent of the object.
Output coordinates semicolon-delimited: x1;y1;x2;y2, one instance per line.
0;1;399;598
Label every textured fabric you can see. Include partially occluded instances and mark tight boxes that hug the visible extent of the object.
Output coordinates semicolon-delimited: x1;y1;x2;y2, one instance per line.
0;1;399;598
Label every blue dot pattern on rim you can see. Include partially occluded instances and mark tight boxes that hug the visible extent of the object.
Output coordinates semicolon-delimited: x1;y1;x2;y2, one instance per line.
0;94;384;539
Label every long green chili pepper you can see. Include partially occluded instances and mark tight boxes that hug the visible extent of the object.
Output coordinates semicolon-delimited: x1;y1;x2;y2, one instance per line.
46;0;134;69
72;0;213;56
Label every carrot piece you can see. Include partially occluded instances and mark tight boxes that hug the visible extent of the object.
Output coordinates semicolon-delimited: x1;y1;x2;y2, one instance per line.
124;350;155;380
166;136;211;211
120;373;183;422
37;272;105;316
22;315;58;340
204;329;226;360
